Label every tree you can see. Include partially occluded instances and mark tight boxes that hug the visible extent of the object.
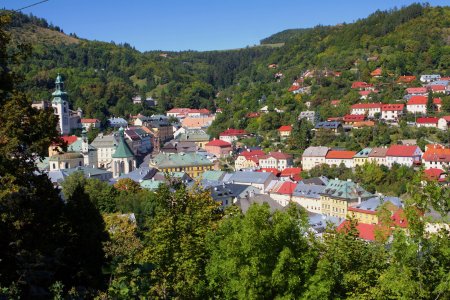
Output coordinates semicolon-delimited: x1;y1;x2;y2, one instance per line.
426;92;434;115
141;184;222;299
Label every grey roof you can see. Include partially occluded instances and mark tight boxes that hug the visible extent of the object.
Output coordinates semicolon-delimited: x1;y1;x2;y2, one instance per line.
354;147;372;158
308;212;343;233
315;121;341;129
48;166;112;184
227;171;275;184
302;146;330;157
299;176;329;186
176;129;210;142
116;166;158;182
350;196;402;212
368;147;388;157
91;133;119;148
67;139;96;152
428;80;449;86
235;194;282;214
293;183;326;198
108;117;128;127
200;170;226;181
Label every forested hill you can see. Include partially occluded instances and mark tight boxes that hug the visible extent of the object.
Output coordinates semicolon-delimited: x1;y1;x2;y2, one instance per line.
2;4;450;123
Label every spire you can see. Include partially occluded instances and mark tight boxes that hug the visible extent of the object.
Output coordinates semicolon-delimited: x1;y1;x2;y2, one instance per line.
52;73;68;102
112;127;134;158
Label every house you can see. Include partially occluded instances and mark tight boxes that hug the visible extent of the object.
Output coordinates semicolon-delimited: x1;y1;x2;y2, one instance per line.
351;82;373;90
91;133;119;169
429;85;447;94
314;121;342;133
226;171;276;193
48;135;78;157
348;196;403;225
181;116;215;129
108;117;128;128
422;144;450;170
161;141;197;154
416;117;439;128
259;152;293;171
81;118;101;130
381;104;404;121
370;67;382;77
350;103;382;118
302;146;330;171
337;221;385;241
204;139;232;158
124;129;142;155
166;108;211;119
406;87;428;95
352;121;375;128
132;114;151;126
325;150;356;169
420;74;441;83
175;129;210;149
424;168;447;182
298;111;319;125
234;150;265;170
257;168;280;177
246;112;260;118
260;105;284;113
343;114;365;124
145;117;174;146
292;182;326;214
219;129;248;143
48;166;113;185
354;148;372;167
280;167;302;182
386;145;422;168
49;152;84;171
397;75;416;84
406;96;441;114
330;100;341;107
268;181;297;206
359;90;379;100
278;125;292;138
320;179;374;219
149;152;214;178
367;147;389;166
438;116;450;130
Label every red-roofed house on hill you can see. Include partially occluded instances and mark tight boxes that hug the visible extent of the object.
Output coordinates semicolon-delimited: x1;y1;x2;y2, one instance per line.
406;87;428;95
331;100;341;107
422;145;450;170
280;167;302;182
325;150;357;168
386;145;422;168
351;81;373;90
424;168;447;182
278;125;293;138
337;221;390;241
416;117;439;128
234;150;265;170
381;104;405;121
81;118;101;130
397;75;416;84
343;114;365;124
259;152;293;171
370;67;382;78
438;116;450;130
204;139;232;158
350;103;382;118
219;129;249;143
407;96;442;114
167;108;211;118
429;85;447;94
269;181;298;206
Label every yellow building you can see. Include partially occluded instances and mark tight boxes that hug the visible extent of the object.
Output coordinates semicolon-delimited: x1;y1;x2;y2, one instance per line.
149;152;214;178
353;148;372;167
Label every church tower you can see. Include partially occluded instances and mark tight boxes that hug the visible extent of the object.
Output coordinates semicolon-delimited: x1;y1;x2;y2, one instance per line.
51;74;70;135
112;127;136;177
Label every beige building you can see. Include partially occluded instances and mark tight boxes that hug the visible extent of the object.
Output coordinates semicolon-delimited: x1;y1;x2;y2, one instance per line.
301;146;330;171
49;152;84;171
367;147;388;166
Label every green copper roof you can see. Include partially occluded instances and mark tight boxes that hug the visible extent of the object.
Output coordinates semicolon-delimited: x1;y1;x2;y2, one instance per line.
140;180;163;190
200;170;225;181
112;127;134;158
321;179;373;201
150;152;213;169
52;74;68;103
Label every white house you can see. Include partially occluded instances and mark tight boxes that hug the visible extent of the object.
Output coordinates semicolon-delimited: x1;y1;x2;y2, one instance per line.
420;74;441;83
324;150;356;169
438;116;450;131
81;118;101;130
258;152;293;171
302;146;330;171
292;183;326;214
381;104;404;121
350;103;382;118
422;144;450;170
386;145;422;168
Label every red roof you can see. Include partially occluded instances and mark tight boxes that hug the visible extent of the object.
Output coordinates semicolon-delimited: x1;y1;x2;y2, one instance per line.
240;150;265;159
61;135;78;145
267;151;292;160
325;150;357;159
386;145;420;157
407;96;427;105
440;116;450;122
337;221;389;241
348;206;377;215
246;112;260;118
351;103;382;109
391;209;408;228
205;139;232;147
351;81;372;89
257;168;280;176
434;98;442;105
278;125;293;132
381;104;404;111
406;87;427;94
422;147;450;163
81;118;100;123
343;114;365;122
430;85;446;92
280;167;302;181
271;181;297;195
370;68;382;77
424;168;445;181
416;117;439;124
330;100;341;106
219;129;248;137
397;75;416;83
288;85;300;92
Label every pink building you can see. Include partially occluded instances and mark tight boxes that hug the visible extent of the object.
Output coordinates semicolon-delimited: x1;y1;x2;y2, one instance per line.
204;139;232;158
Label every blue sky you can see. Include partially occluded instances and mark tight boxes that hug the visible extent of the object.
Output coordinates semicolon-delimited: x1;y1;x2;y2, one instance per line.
2;0;449;51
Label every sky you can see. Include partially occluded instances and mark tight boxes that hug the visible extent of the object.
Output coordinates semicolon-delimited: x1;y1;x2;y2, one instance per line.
1;0;449;52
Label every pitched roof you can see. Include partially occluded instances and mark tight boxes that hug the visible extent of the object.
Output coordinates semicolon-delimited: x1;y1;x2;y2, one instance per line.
397;75;416;83
406;87;427;94
351;81;372;89
288;85;300;92
381;104;404;111
430;85;446;92
321;179;373;200
326;150;357;159
407;96;427;105
293;182;326;198
416;117;439;124
351;103;382;109
228;171;275;184
354;148;373;158
386;145;420;157
303;146;330;157
81;118;100;123
278;125;293;132
219;129;248;137
112;129;135;158
331;100;341;106
370;68;382;76
205;139;232;147
424;168;445;181
343;114;365;122
61;135;78;145
270;181;297;195
280;167;302;181
422;147;450;163
337;221;387;241
368;147;388;157
257;168;280;176
267;151;292;160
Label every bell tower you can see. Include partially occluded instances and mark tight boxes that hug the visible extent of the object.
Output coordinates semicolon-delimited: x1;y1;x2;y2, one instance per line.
51;74;70;135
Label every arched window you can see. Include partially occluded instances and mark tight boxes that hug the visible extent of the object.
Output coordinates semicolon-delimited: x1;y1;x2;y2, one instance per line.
128;160;133;172
65;162;69;169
